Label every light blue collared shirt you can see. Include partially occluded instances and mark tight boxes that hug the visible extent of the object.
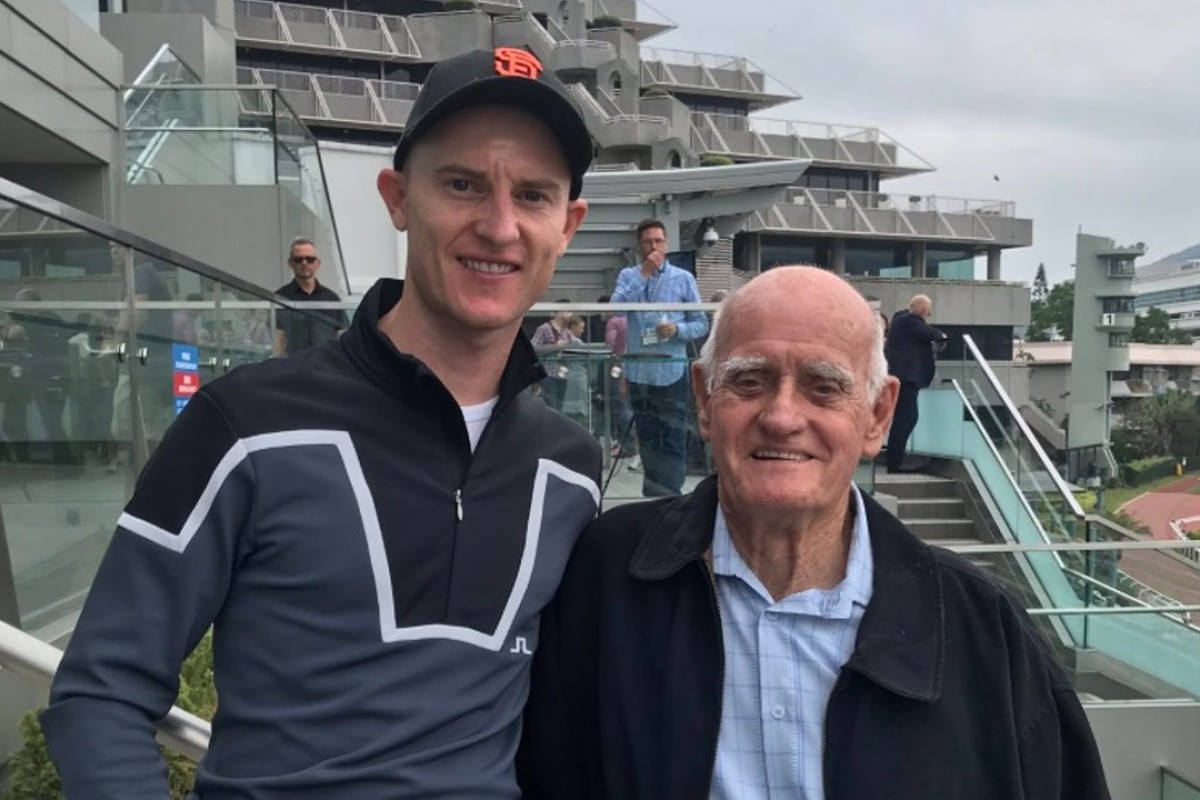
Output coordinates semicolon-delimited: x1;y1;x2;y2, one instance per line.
610;261;707;386
709;486;874;800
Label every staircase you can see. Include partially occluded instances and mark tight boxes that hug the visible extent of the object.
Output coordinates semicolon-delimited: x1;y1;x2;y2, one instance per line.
876;471;987;558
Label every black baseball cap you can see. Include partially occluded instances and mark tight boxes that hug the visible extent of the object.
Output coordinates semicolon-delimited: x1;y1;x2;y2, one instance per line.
392;48;594;200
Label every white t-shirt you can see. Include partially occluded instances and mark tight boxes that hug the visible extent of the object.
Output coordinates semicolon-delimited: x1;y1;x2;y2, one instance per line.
460;397;499;453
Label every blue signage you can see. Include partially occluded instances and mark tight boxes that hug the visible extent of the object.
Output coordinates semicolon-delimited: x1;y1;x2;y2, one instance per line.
172;343;199;373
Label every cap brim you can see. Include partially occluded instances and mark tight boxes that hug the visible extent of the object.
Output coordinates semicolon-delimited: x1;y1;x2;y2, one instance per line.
393;77;593;199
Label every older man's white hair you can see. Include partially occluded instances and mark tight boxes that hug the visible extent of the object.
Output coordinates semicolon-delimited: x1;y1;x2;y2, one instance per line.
697;276;888;403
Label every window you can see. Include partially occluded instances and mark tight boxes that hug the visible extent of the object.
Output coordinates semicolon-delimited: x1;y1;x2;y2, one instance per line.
1101;298;1133;314
1108;258;1135;277
1109;333;1130;348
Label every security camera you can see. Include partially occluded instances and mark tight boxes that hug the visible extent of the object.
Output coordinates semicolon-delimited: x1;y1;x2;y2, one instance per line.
702;227;720;246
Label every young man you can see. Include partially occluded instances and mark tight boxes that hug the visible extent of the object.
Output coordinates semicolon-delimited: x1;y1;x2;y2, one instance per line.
273;238;348;356
520;267;1110;800
44;48;600;799
610;219;707;496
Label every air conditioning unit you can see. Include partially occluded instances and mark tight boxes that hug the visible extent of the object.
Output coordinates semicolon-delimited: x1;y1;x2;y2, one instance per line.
1101;313;1116;327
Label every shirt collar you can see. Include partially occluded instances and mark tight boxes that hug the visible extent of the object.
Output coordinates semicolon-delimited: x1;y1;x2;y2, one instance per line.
711;486;874;615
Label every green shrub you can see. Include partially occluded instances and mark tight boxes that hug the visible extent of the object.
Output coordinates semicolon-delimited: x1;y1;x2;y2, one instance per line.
641;87;670;98
5;632;216;800
699;154;734;167
1073;490;1097;513
586;14;622;28
1119;455;1178;487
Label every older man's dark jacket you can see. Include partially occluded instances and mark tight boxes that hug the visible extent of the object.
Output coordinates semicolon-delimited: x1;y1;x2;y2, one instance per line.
517;476;1110;800
885;308;944;388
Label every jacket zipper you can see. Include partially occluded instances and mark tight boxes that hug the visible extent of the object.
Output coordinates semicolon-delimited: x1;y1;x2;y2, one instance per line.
698;557;725;793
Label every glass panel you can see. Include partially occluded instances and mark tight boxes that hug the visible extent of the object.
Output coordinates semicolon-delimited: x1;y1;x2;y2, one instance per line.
947;542;1200;701
0;203;138;632
1163;769;1200;800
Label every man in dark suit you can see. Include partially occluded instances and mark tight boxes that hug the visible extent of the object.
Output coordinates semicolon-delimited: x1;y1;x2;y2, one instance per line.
883;293;947;473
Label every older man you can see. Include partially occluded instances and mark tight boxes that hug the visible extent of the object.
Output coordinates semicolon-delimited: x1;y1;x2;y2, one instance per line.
518;267;1110;800
884;292;947;472
46;48;600;799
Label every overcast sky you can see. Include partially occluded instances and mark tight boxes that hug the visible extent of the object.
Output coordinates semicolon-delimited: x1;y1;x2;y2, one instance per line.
642;0;1200;286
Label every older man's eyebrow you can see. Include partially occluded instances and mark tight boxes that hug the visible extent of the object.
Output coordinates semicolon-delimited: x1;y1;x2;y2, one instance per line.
802;360;857;391
716;355;769;385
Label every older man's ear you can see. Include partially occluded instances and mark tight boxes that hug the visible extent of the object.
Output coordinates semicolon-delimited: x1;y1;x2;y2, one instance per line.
691;361;712;440
864;376;901;454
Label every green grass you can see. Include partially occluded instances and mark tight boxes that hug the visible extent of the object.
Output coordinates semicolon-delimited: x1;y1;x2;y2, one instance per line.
1105;470;1200;511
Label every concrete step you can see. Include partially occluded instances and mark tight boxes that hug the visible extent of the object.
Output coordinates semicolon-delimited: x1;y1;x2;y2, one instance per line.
897;496;966;520
904;517;978;541
873;473;958;500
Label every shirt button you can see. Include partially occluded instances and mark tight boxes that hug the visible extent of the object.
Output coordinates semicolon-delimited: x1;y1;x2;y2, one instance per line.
765;610;780;621
771;706;785;720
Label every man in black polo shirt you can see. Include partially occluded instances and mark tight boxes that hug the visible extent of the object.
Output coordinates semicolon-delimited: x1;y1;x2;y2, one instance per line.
274;237;348;356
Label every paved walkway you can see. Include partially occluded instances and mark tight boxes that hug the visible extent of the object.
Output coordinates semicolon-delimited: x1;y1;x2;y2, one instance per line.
1110;476;1200;606
1119;475;1200;541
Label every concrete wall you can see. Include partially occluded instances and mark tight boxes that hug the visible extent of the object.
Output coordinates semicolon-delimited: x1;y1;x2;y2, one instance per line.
848;278;1031;329
0;0;124;217
1085;702;1200;800
319;141;406;293
1028;362;1070;422
405;12;492;62
102;8;237;84
121;184;321;291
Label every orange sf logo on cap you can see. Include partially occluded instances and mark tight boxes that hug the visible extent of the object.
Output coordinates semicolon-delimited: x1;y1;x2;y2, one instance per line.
494;47;543;80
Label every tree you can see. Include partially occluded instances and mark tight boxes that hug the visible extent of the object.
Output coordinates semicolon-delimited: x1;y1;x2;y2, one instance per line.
1127;390;1200;458
1032;262;1049;302
1131;307;1192;344
1027;279;1074;341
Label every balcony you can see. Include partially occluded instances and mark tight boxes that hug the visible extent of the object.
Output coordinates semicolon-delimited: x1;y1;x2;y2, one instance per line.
640;48;797;110
550;38;619;73
747;188;1032;246
233;0;422;61
690;112;934;177
564;83;672;150
238;67;418;131
592;0;676;41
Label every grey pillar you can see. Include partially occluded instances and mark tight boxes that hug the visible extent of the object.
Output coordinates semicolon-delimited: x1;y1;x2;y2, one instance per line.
911;241;927;278
986;247;1002;280
830;238;846;275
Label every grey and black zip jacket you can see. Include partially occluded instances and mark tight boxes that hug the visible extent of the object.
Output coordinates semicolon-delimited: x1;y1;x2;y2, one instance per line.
43;278;602;800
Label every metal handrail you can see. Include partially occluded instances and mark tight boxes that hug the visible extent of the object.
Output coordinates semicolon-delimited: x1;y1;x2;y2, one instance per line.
0;177;318;318
0;620;210;760
961;334;1085;516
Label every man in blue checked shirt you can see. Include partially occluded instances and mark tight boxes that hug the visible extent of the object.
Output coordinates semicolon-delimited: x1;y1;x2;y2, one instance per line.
610;219;708;496
519;266;1110;800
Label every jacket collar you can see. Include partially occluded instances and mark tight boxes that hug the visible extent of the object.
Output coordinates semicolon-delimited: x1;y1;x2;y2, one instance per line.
629;475;945;703
341;278;546;409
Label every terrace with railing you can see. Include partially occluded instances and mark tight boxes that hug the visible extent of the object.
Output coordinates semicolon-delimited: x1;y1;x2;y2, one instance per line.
691;111;934;175
640;47;798;109
748;188;1028;244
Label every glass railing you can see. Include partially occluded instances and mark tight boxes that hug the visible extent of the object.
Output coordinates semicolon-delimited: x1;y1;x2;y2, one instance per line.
0;177;340;636
124;45;202;186
911;334;1200;697
1164;768;1200;800
121;83;350;299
